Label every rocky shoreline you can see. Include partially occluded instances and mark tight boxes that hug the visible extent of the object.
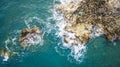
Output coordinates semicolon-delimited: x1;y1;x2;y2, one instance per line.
56;0;120;45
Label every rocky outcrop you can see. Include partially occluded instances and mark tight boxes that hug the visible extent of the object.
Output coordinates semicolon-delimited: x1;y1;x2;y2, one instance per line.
56;0;120;45
19;27;41;48
0;49;10;61
0;27;42;61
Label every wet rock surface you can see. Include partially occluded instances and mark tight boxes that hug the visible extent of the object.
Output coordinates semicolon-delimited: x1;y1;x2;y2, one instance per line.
19;27;42;48
0;27;42;61
0;49;11;61
56;0;120;45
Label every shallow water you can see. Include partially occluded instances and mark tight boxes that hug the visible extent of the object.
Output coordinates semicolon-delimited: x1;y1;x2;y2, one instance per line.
0;0;120;67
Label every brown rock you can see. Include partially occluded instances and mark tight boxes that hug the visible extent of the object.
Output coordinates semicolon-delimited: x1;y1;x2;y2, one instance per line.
57;0;120;44
19;27;41;48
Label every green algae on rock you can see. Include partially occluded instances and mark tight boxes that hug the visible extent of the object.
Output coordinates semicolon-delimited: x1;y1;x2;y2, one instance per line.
56;0;120;45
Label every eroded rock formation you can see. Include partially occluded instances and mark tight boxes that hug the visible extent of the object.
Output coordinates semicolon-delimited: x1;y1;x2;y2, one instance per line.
56;0;120;45
19;27;41;48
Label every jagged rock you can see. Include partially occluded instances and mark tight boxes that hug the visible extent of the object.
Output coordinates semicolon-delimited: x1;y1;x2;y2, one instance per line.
56;0;120;45
19;27;41;48
64;23;93;45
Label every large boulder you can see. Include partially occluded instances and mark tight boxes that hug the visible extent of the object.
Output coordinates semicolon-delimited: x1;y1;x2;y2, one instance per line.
19;27;41;48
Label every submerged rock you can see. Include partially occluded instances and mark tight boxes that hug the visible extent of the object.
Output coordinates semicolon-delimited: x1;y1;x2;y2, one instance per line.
19;27;42;48
0;48;18;61
0;49;10;61
56;0;120;45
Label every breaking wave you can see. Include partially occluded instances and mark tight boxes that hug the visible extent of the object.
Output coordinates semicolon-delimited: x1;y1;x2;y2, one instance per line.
53;0;87;63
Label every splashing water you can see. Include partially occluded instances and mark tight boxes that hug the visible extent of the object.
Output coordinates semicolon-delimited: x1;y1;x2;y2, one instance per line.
53;0;87;63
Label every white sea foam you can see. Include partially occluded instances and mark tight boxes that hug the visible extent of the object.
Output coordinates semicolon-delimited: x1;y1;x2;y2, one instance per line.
54;0;86;63
1;28;43;61
23;16;49;46
68;44;86;63
22;33;43;46
0;49;9;62
3;54;9;62
24;16;42;29
90;26;104;38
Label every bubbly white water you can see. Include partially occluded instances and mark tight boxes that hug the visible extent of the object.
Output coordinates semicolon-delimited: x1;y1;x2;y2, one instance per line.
54;0;87;63
54;0;108;63
0;16;46;62
3;54;9;62
90;26;104;38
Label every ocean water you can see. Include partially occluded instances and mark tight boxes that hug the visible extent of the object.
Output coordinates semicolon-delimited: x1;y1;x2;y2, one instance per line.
0;0;120;67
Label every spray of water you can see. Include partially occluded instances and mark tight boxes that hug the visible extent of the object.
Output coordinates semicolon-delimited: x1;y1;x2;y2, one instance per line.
53;0;87;63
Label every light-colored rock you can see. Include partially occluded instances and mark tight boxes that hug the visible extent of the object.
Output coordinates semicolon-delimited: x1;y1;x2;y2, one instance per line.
57;0;120;45
64;23;92;45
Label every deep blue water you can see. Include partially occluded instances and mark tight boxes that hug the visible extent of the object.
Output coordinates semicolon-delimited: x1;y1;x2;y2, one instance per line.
0;0;120;67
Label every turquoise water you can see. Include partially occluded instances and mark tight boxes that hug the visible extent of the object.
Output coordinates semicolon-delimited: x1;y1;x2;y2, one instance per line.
0;0;120;67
